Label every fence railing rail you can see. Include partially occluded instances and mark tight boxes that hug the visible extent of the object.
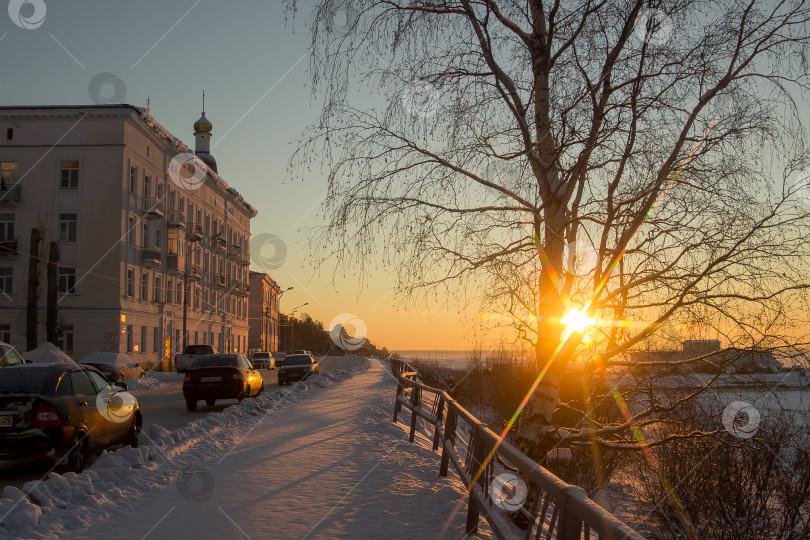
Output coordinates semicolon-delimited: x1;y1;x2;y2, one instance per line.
387;357;643;540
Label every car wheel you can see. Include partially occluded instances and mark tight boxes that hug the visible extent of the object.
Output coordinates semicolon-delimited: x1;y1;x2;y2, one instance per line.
205;398;215;407
124;419;139;448
186;399;197;412
65;432;89;473
258;383;264;395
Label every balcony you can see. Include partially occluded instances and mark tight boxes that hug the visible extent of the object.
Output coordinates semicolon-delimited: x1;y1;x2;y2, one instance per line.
186;222;203;242
143;198;164;220
227;245;242;261
238;251;250;267
186;263;202;282
0;239;18;256
166;254;185;274
211;272;226;287
212;236;227;253
141;246;161;267
238;281;250;298
168;211;186;230
0;184;21;206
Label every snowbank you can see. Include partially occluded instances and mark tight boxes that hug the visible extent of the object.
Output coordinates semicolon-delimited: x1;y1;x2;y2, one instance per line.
124;371;184;391
22;343;74;364
0;359;371;537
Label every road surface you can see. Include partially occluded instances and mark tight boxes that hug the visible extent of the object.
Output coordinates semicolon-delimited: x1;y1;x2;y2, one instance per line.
0;356;363;490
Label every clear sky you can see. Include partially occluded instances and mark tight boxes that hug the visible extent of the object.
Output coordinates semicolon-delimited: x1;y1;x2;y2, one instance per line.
0;0;478;351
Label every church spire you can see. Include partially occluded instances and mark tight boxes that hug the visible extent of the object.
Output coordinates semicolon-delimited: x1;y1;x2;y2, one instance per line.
193;91;217;173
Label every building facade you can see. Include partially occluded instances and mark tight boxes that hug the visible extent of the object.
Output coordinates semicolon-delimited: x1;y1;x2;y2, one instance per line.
0;105;257;368
248;271;280;353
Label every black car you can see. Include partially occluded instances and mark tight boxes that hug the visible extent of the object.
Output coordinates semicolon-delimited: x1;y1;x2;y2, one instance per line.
182;354;264;411
277;354;320;385
0;364;141;472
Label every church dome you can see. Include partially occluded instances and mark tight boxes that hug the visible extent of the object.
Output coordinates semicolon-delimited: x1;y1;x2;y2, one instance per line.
193;112;213;134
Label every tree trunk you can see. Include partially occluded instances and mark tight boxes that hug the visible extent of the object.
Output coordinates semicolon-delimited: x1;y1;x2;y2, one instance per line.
46;241;60;343
26;229;42;351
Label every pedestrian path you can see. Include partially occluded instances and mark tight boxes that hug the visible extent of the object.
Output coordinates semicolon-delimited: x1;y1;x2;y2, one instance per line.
78;359;489;540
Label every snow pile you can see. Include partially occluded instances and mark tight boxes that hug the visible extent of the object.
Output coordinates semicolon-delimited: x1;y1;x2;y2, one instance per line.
124;372;184;391
0;359;371;537
22;343;74;364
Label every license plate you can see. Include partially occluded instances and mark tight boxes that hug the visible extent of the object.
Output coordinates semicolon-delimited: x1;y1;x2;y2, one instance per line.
201;376;221;383
0;415;13;427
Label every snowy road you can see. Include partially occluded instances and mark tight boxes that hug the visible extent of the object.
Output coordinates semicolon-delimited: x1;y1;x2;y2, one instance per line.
0;356;362;491
5;358;491;539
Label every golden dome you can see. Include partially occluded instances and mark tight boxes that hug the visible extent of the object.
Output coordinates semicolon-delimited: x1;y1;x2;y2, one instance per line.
193;112;213;134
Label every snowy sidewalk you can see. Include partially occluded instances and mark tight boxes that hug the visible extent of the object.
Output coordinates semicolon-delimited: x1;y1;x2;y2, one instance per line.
17;359;488;539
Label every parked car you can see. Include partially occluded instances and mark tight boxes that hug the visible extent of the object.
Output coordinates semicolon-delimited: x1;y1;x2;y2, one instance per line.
277;354;319;385
175;344;218;373
0;341;25;367
273;352;287;367
249;351;275;370
0;364;141;472
80;352;145;381
182;354;263;411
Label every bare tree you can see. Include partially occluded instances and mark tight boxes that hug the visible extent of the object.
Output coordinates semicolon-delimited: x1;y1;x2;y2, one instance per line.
288;0;810;458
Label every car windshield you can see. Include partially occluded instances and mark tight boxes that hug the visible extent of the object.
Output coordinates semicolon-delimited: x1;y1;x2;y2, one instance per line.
284;355;312;366
0;369;54;393
253;353;269;359
192;355;237;368
185;345;212;354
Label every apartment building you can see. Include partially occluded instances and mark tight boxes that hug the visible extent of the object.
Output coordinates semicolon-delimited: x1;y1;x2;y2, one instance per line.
0;105;257;368
247;271;281;353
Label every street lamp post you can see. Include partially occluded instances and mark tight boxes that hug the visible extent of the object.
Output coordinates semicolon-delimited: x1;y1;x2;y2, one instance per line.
288;302;308;351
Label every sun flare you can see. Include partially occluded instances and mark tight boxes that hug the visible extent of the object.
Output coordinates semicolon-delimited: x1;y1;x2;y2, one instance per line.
560;308;594;335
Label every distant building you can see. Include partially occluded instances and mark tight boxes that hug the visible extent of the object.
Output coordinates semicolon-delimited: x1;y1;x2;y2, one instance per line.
0;104;257;367
630;340;781;374
248;271;280;352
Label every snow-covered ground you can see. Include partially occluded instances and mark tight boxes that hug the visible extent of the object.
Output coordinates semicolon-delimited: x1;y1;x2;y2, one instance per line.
0;358;491;539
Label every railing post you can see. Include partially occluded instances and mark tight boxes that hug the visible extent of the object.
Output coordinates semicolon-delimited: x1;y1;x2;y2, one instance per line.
558;487;584;540
408;379;418;442
432;394;445;451
439;400;457;477
465;423;487;536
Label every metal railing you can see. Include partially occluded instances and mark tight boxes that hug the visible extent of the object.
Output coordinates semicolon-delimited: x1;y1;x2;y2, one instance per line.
388;358;643;540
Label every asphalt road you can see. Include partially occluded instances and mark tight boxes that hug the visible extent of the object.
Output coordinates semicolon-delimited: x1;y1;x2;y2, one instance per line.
0;356;365;490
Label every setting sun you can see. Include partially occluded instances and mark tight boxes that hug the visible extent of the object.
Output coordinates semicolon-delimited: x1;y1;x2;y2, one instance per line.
560;308;595;335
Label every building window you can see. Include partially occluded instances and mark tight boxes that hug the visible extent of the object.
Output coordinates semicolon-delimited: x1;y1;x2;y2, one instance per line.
175;330;181;353
128;216;136;245
126;268;135;297
153;327;160;353
129;166;137;194
0;213;14;242
166;278;173;304
56;325;74;353
167;228;185;256
155;227;162;249
0;324;10;343
141;326;147;354
141;273;149;300
176;281;182;305
143;222;149;248
1;162;18;188
57;266;76;294
0;267;12;295
194;331;199;344
58;213;77;242
154;275;161;302
144;175;151;198
60;160;79;188
126;325;134;352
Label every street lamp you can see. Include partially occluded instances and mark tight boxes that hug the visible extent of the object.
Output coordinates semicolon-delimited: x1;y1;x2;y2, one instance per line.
270;286;293;351
288;302;308;351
